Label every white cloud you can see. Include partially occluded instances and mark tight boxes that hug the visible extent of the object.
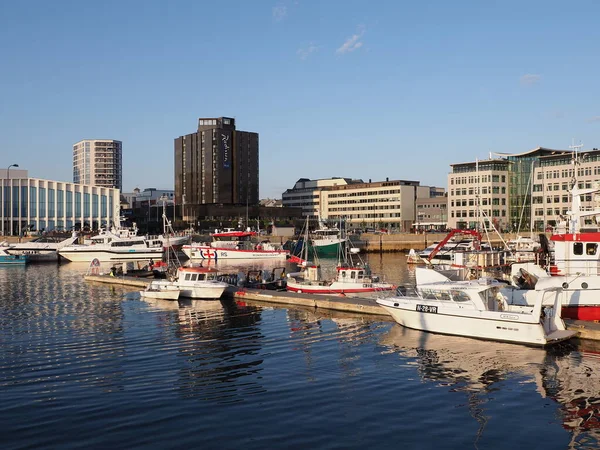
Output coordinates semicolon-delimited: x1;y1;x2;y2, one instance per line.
297;43;319;60
520;74;541;86
587;116;600;123
273;5;287;21
336;26;365;54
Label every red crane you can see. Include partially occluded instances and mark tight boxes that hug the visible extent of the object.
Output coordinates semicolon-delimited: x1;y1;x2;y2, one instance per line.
427;229;482;263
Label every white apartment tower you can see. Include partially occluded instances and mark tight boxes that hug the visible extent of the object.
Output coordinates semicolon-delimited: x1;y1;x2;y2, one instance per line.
73;139;122;191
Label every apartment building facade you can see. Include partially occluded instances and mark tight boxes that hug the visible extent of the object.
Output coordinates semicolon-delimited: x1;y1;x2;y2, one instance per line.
73;139;123;191
1;169;120;236
447;147;572;231
532;148;600;231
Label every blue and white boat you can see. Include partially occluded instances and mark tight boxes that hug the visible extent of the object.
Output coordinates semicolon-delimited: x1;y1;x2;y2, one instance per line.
0;248;29;265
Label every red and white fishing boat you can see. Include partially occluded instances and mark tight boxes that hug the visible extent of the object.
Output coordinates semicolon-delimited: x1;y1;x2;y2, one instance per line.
286;219;395;296
286;261;395;295
508;154;600;320
182;229;289;261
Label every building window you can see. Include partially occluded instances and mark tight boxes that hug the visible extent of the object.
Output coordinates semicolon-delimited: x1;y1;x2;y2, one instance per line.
30;187;37;217
39;188;46;217
75;192;82;217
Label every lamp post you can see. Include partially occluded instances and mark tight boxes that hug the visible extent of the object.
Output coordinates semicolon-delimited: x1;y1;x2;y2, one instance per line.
6;164;18;236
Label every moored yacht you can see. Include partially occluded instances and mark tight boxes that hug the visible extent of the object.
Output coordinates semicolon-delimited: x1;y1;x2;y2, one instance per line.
377;267;576;346
1;233;79;262
58;227;163;262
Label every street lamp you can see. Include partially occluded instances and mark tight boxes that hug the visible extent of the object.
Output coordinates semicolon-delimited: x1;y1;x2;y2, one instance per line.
6;164;18;236
7;163;18;179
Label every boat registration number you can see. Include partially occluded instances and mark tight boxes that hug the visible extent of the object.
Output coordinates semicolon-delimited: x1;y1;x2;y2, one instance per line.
416;304;438;314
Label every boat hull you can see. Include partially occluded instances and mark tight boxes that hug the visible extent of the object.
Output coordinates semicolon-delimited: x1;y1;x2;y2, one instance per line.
310;240;345;258
140;288;180;301
0;255;28;265
378;302;574;347
6;250;59;262
287;280;394;295
150;280;227;300
183;245;288;260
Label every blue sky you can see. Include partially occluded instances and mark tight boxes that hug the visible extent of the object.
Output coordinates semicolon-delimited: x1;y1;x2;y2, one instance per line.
2;0;600;198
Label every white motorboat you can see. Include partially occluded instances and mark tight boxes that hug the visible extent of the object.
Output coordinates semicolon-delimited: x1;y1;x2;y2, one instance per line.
139;284;180;301
58;232;163;262
182;230;288;261
148;266;228;300
1;233;79;262
377;267;576;346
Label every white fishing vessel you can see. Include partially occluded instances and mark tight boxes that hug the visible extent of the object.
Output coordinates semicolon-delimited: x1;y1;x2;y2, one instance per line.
182;229;288;261
147;266;228;300
377;267;576;346
1;233;79;262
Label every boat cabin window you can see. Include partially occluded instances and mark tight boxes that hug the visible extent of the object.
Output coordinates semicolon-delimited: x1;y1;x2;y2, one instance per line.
111;240;137;247
587;243;597;256
419;289;451;301
185;273;191;281
350;271;356;279
198;274;206;281
341;271;346;277
357;271;364;279
574;242;584;256
450;290;471;302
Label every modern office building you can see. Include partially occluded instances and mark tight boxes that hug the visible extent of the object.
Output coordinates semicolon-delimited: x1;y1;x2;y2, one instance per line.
1;169;120;236
284;177;442;231
322;179;436;231
282;177;358;217
174;117;258;221
447;147;572;231
73;139;123;191
532;148;600;231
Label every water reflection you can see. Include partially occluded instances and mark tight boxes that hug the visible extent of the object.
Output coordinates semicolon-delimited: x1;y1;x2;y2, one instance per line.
138;295;267;402
380;325;600;448
0;265;128;398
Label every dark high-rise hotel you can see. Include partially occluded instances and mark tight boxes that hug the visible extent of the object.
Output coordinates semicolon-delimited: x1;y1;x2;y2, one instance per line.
174;117;259;212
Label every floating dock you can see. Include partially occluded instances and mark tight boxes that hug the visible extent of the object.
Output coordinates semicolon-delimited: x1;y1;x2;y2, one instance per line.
84;274;600;340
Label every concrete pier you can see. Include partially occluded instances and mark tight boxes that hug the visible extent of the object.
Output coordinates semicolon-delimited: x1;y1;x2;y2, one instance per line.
84;274;598;341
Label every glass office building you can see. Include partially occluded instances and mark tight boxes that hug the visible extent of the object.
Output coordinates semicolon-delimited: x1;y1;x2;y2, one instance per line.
1;170;120;236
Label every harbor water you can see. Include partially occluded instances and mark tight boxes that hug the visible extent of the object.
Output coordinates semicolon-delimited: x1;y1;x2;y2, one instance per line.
1;254;599;449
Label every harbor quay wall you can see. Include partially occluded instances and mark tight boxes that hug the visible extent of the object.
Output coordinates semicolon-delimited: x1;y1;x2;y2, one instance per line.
352;232;530;253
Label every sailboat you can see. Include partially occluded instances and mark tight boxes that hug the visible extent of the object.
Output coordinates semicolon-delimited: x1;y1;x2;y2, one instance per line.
286;218;395;296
